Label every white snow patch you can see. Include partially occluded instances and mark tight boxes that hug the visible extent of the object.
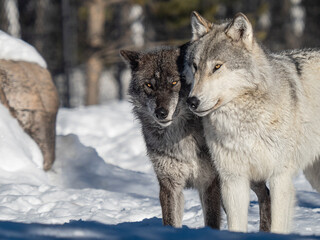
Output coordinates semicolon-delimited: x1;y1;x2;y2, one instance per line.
0;104;45;184
0;30;47;68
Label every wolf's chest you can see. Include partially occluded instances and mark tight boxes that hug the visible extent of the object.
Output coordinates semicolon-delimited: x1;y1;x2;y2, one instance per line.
152;130;215;186
204;110;281;180
205;110;259;152
166;133;204;162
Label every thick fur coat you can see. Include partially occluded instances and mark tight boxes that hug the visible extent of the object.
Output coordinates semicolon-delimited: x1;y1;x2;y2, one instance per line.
185;12;320;233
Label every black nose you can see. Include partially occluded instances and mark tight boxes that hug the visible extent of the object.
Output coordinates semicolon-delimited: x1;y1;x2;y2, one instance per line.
187;96;200;110
155;107;168;120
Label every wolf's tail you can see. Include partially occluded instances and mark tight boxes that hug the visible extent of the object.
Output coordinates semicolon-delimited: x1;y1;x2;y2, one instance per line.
303;159;320;193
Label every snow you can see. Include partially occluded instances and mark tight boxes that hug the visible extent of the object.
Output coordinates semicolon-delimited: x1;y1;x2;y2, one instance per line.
0;101;320;239
0;218;320;240
0;104;44;177
0;30;47;68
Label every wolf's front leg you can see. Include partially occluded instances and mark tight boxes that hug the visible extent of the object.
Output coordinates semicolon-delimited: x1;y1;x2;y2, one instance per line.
200;177;221;229
269;173;295;233
221;176;250;232
159;181;184;227
251;181;271;232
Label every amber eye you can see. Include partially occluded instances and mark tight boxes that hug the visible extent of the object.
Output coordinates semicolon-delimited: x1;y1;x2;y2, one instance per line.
146;83;152;88
172;81;177;86
214;64;222;72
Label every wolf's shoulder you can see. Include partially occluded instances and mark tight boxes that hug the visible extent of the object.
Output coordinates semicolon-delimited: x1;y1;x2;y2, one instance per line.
267;48;320;75
272;48;320;61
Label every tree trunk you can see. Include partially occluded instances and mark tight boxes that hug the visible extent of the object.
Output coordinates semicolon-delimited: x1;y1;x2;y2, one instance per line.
86;0;105;106
86;56;103;105
4;0;21;38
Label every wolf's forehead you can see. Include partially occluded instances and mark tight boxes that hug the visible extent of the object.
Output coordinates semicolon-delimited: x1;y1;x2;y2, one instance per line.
188;30;223;61
157;69;179;80
155;71;160;78
139;66;178;81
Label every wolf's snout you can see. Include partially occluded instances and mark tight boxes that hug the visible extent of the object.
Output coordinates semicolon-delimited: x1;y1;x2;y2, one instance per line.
155;107;168;120
187;96;200;110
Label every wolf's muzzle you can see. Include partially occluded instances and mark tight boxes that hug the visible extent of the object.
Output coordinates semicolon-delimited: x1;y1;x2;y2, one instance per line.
155;107;169;120
187;96;200;110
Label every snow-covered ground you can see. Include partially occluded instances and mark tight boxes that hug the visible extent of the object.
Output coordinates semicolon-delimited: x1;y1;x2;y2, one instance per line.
0;101;320;239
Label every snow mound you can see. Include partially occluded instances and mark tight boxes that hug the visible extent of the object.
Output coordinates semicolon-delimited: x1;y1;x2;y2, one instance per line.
0;30;47;68
56;102;152;173
0;103;46;184
51;134;157;197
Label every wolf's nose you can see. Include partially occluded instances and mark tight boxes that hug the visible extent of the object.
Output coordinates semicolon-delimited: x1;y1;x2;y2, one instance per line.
187;96;200;110
155;107;168;120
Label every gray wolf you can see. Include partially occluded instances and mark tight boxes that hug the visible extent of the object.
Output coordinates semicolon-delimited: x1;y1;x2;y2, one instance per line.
0;60;59;171
185;11;320;233
120;46;271;230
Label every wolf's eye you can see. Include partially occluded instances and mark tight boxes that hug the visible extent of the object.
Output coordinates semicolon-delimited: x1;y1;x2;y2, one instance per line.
172;81;177;86
146;83;152;88
213;64;222;72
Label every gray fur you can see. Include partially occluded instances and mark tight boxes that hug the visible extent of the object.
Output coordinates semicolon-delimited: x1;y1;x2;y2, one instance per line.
121;45;271;231
185;12;320;233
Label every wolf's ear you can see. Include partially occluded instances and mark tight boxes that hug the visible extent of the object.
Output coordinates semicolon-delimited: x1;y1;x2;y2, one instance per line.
120;50;141;70
191;11;213;41
225;13;253;50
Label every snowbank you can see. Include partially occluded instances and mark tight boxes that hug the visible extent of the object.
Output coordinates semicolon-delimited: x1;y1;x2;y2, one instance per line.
0;30;47;68
0;104;45;184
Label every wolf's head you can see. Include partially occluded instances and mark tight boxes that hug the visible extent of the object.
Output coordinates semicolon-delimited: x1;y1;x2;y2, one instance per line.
185;12;264;117
121;47;189;127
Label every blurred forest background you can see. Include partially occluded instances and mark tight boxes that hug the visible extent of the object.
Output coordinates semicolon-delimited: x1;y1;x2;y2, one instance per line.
0;0;318;107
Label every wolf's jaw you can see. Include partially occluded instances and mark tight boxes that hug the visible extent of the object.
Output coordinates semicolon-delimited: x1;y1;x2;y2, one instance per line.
156;119;173;127
191;99;220;117
192;108;213;117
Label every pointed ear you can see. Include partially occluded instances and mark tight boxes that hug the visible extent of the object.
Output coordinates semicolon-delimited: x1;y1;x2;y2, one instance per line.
225;13;253;50
120;50;140;70
191;11;213;41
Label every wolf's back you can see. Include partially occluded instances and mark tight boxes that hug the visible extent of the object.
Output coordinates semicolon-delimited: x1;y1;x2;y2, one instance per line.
289;49;320;193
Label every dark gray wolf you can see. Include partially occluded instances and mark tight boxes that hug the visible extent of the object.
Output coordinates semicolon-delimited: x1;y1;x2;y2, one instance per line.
120;46;271;230
186;11;320;233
